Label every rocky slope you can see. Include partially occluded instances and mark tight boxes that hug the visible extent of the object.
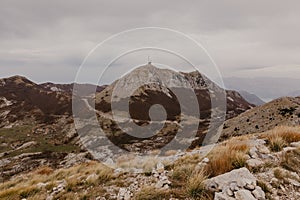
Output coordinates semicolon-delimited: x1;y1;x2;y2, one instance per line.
222;97;300;140
0;76;91;181
1;126;300;199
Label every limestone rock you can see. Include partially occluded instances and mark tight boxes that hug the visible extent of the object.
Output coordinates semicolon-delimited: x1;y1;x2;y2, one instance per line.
252;186;266;200
246;158;264;168
235;189;256;200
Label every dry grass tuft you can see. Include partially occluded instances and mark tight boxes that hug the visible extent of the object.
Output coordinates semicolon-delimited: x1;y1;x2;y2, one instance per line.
134;186;170;200
186;169;212;199
262;126;300;152
205;139;249;177
35;166;54;175
280;147;300;173
171;164;195;187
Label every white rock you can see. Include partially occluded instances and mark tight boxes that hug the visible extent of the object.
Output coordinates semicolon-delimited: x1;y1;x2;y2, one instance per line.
214;192;235;200
117;188;131;200
86;173;98;183
244;183;255;190
257;145;270;154
290;141;300;148
283;147;296;152
156;162;165;173
249;147;259;159
36;182;48;189
202;157;210;163
288;178;300;187
235;189;256;200
205;168;257;192
252;186;266;200
246;159;264;168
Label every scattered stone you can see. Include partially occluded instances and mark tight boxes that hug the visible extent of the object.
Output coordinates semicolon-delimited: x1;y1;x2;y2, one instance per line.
156;162;164;174
226;188;234;196
252;186;266;200
117;188;131;200
202;157;210;163
215;192;235;200
235;189;256;200
15;141;37;150
287;178;300;187
36;182;48;189
249;147;259;159
46;180;66;200
290;141;300;148
246;158;264;168
244;183;255;190
86;173;98;183
283;147;296;152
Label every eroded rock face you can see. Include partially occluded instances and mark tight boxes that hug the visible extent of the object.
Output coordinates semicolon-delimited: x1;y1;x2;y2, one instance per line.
204;168;265;200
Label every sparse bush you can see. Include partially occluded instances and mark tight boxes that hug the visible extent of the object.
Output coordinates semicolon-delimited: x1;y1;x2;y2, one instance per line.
269;137;287;152
205;139;249;177
186;169;212;199
279;107;296;116
262;126;300;152
280;147;300;173
171;164;195;187
273;168;284;180
35;166;54;175
232;151;248;168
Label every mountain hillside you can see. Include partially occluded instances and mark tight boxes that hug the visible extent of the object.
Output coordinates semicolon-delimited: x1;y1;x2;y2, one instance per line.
222;96;300;140
93;64;253;152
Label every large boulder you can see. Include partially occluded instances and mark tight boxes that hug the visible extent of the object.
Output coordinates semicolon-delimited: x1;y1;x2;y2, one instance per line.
204;167;266;200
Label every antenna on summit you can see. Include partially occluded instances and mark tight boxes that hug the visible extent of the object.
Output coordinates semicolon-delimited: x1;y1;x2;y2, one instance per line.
148;56;152;65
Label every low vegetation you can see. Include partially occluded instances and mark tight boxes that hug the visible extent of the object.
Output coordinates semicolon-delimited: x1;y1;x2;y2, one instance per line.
204;137;249;177
2;126;300;199
262;126;300;152
186;169;212;199
134;187;170;200
0;161;114;199
0;125;80;159
280;147;300;173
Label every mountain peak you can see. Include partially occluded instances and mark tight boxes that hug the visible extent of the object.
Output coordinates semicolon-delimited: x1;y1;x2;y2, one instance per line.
0;75;35;86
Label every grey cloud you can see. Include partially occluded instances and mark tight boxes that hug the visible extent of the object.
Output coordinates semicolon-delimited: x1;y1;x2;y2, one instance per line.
0;0;300;83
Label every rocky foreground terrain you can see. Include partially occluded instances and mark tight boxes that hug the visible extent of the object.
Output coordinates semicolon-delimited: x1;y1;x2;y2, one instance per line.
1;126;300;199
0;65;300;199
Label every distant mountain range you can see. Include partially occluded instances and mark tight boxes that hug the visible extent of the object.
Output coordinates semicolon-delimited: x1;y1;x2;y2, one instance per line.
224;77;300;102
238;91;265;106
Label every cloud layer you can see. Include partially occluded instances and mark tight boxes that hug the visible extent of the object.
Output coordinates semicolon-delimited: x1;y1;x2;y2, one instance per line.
0;0;300;83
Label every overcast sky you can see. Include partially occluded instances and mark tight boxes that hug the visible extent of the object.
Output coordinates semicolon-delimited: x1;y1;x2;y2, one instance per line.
0;0;300;84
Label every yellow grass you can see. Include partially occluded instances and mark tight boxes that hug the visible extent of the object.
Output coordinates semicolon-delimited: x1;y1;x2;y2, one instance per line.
0;161;114;199
134;186;170;200
186;169;212;199
205;139;249;177
262;126;300;152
